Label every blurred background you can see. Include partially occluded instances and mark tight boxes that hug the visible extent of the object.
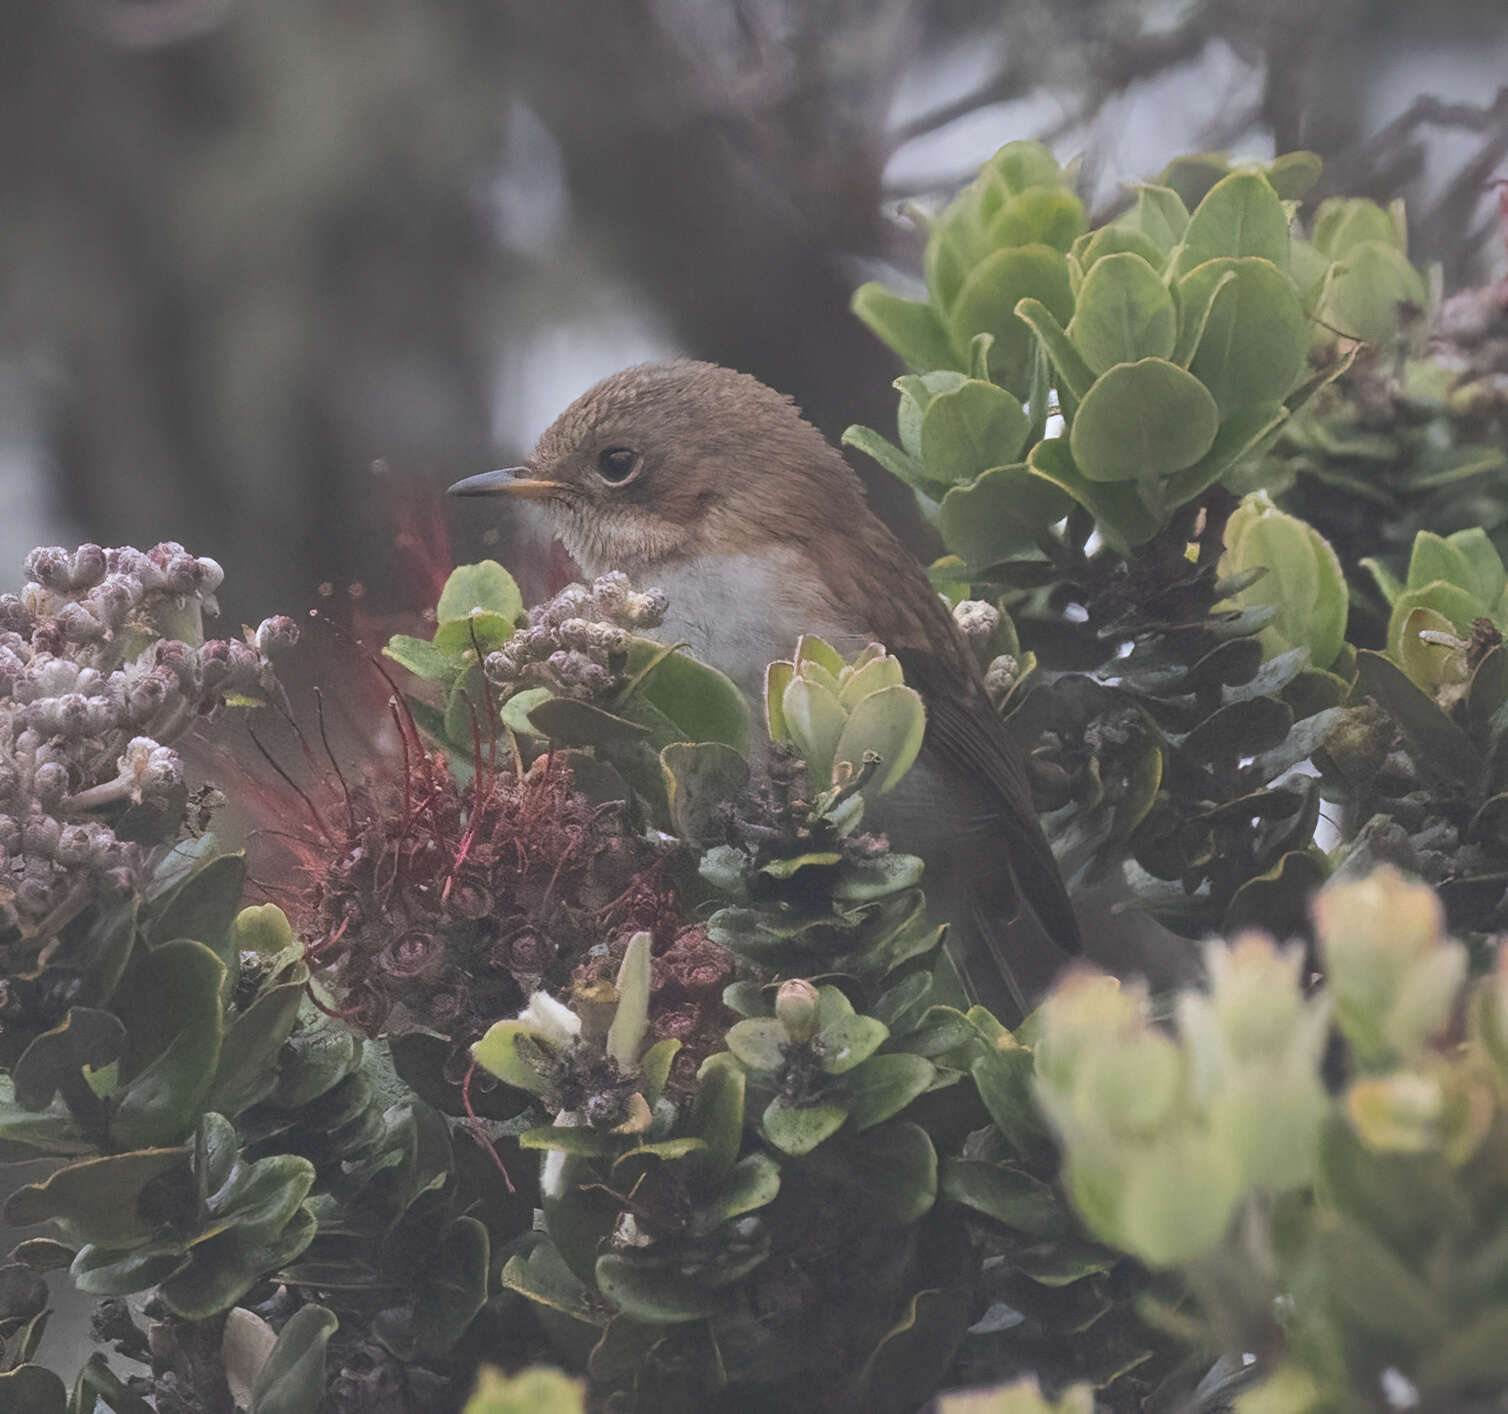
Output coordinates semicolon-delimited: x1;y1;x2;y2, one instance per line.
2;0;1507;628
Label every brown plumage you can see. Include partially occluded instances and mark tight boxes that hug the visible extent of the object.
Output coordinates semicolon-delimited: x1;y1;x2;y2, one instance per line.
450;360;1080;1020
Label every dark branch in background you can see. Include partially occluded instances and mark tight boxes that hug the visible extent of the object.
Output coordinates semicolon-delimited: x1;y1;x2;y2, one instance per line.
1315;87;1508;287
499;0;933;548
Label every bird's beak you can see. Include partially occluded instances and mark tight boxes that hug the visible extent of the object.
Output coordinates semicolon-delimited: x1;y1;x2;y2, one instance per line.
446;467;565;501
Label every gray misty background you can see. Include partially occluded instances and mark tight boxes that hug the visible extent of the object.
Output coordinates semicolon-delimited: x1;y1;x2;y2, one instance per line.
1;0;1506;629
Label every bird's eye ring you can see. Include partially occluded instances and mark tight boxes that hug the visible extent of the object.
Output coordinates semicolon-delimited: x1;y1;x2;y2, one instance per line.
595;447;641;486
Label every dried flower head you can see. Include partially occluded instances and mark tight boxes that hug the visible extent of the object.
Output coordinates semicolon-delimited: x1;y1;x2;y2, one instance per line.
0;543;292;1005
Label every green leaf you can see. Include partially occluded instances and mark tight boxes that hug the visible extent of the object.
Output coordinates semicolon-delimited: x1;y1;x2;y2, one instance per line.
9;1238;74;1273
1068;359;1219;483
1355;650;1483;787
940;1159;1068;1237
160;1192;318;1319
0;1366;66;1413
1264;150;1324;200
1069;253;1177;374
595;1253;737;1324
983;139;1067;196
1220;493;1348;669
207;972;307;1117
70;1240;188;1296
410;1216;489;1356
1158;153;1234;209
1171;265;1235;368
620;639;750;754
606;932;652;1072
920;379;1032;484
232;903;295;957
499;686;552;736
471;1021;554;1095
988;187;1087;251
816;987;889;1073
383;634;462;682
842;424;929;490
1013;296;1095;403
832;684;927;794
249;1304;337;1414
937;464;1073;570
1026;438;1162;553
464;1366;586;1414
70;1354;155;1414
1312;196;1404;257
1316;240;1427;345
1163;399;1290;510
1405;527;1507;605
1171;170;1289;279
437;561;523;627
500;1243;599;1326
661;741;749;843
271;1027;359;1108
1178;258;1307;415
1073;226;1163;277
762;1096;847;1155
1116;1134;1243;1267
725;1018;790;1074
144;852;246;966
1119;184;1189;257
808;1121;938;1226
948;245;1075;396
687;1053;745;1189
1181;696;1293;760
896;371;969;459
843;1053;936;1131
851;283;958;371
968;1010;1046;1154
831;852;925;901
1311;1216;1447;1342
782;676;848;786
434;610;515;656
4;1147;190;1246
639;1038;680;1110
520;1126;622;1157
111;939;227;1149
13;1008;124;1111
695;1152;781;1230
526;697;648;752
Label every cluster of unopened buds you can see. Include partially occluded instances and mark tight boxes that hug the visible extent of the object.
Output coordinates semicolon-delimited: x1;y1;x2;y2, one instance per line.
484;571;667;702
951;598;1019;707
0;542;296;939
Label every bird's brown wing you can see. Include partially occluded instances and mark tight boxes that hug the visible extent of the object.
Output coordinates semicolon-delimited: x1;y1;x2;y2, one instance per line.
889;645;1081;1015
893;645;1079;938
827;515;1080;1020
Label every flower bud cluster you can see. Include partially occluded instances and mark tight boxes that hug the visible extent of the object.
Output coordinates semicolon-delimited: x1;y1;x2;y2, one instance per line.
484;572;666;702
1035;934;1331;1269
952;598;1000;655
1;543;295;942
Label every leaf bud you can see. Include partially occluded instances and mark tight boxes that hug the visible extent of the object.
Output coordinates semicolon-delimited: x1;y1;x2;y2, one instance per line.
775;979;821;1043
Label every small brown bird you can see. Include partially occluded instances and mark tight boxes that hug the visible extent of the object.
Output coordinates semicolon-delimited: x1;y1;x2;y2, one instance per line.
449;360;1079;1019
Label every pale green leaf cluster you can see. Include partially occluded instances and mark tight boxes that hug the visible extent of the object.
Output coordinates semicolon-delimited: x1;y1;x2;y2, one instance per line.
766;635;926;796
1219;492;1348;670
1367;527;1508;694
850;144;1428;562
1034;932;1329;1268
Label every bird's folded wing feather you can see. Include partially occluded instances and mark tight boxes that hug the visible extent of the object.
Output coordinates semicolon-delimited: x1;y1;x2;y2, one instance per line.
892;646;1081;951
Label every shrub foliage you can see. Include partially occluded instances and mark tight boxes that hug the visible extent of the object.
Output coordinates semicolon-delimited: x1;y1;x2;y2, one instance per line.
2;141;1508;1412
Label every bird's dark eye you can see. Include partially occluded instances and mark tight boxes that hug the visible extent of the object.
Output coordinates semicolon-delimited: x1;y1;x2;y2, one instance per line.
595;446;641;486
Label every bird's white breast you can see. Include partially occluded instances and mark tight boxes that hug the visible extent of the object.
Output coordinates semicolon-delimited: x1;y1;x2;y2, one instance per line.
647;548;864;700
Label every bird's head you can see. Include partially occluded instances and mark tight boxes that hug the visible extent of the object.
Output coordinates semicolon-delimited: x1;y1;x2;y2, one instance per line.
448;360;865;575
